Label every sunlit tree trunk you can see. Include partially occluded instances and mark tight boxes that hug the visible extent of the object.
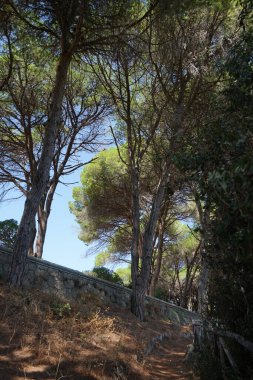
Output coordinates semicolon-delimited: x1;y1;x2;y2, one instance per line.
28;218;36;256
34;182;56;258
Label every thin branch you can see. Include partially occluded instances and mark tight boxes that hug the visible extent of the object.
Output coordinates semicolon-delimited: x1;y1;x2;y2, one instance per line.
109;125;128;166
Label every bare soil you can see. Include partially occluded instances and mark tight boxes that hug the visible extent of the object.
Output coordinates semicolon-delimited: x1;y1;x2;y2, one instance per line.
0;283;196;379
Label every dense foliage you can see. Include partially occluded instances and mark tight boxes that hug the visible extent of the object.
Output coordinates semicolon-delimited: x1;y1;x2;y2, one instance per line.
174;5;253;376
207;26;253;340
178;7;253;334
0;219;18;249
87;266;124;285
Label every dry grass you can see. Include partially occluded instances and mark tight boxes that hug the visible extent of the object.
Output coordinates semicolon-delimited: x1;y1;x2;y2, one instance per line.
0;283;178;380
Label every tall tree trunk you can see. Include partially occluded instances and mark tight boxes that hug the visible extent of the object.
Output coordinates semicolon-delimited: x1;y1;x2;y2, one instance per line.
131;168;168;320
130;165;142;316
149;215;166;296
180;243;201;309
197;254;209;315
8;51;72;287
131;276;145;321
35;182;56;258
28;217;37;256
195;194;210;316
181;267;190;309
35;201;47;259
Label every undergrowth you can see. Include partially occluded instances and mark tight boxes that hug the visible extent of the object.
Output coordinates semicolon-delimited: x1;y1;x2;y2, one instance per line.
193;345;223;380
0;284;147;379
0;283;190;380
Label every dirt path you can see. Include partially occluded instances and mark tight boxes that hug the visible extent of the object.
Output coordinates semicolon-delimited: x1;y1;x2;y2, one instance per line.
146;330;195;380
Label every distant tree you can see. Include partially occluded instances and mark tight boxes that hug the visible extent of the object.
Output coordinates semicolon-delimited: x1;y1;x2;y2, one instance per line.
70;147;132;248
0;219;18;249
159;222;200;309
91;266;124;285
115;266;131;286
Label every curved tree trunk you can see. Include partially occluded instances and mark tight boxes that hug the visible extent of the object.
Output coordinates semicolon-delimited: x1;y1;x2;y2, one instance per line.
8;51;72;287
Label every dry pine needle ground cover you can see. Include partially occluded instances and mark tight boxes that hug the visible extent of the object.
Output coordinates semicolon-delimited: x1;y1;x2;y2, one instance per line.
0;282;195;380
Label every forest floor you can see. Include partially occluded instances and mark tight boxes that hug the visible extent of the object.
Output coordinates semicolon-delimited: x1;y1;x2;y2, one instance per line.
0;282;197;380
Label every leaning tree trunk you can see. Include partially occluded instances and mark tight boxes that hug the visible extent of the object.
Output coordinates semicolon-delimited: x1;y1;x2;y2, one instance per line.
131;168;168;320
8;51;72;287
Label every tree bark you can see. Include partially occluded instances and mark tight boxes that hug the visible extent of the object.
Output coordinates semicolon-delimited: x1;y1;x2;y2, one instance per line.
35;202;47;259
180;243;201;309
195;194;210;316
130;164;142;316
197;252;209;315
131;167;168;320
181;267;190;309
35;182;56;258
28;217;36;256
149;215;166;296
131;276;145;321
8;51;72;286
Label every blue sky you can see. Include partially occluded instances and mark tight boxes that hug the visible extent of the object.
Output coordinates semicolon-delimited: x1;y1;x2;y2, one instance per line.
0;162;96;272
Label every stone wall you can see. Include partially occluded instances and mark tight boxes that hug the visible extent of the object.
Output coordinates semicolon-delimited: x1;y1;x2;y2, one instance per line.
0;248;198;324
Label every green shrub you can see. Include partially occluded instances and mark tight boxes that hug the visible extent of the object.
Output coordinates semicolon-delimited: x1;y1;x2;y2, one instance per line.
51;302;72;318
91;266;124;285
154;287;168;301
